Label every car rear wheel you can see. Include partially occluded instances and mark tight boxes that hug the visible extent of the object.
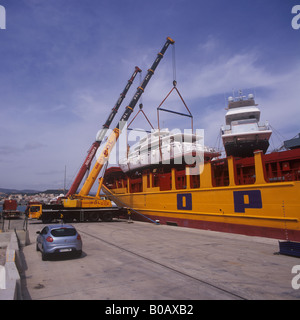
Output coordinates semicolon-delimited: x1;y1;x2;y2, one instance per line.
42;251;48;261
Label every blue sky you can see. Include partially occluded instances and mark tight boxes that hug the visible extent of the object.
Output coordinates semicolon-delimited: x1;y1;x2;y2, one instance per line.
0;0;299;191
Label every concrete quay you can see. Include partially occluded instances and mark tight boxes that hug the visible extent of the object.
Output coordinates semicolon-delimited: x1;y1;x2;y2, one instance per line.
19;219;300;300
0;229;28;300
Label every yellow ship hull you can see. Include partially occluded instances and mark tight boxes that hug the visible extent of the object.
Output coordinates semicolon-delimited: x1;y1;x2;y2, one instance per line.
105;181;300;240
104;151;300;240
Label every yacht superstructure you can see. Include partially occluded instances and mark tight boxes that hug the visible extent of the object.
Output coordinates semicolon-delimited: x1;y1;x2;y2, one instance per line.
221;93;272;157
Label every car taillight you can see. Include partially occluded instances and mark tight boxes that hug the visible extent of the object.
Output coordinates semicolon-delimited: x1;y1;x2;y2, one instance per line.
77;234;81;241
46;236;53;242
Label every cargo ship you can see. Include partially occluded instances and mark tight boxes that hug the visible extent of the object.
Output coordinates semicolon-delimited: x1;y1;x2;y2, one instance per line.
103;94;300;241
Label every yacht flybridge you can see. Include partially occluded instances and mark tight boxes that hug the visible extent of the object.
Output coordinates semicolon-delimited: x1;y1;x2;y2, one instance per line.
221;93;272;157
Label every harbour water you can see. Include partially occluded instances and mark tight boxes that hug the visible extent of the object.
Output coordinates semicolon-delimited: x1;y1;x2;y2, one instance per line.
17;205;26;213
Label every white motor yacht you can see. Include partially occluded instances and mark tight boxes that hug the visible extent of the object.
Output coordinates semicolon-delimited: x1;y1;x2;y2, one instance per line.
221;93;272;157
120;129;219;173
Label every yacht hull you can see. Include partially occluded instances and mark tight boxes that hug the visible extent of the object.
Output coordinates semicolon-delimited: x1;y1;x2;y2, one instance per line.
224;139;270;157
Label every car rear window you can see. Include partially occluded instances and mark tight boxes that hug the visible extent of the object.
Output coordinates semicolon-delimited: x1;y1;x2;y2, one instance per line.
51;228;76;237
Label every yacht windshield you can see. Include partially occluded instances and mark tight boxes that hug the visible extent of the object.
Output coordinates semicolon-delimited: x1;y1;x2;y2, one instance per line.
231;119;258;133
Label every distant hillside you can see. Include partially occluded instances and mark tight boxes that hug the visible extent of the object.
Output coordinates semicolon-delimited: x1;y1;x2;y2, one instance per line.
0;188;41;194
0;188;67;195
42;189;66;195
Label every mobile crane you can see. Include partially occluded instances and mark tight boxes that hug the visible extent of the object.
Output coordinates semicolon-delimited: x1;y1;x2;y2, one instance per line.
27;37;175;223
74;37;175;199
66;66;142;197
27;67;141;223
64;37;175;205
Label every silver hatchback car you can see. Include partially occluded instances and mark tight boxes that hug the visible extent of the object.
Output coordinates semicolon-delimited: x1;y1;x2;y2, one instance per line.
36;224;82;260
